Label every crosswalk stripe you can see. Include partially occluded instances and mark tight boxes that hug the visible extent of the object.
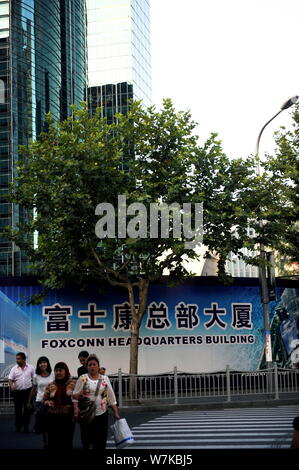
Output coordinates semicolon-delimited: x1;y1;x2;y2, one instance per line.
108;437;291;442
108;445;291;449
134;426;291;429
107;405;297;449
125;432;290;437
142;418;294;422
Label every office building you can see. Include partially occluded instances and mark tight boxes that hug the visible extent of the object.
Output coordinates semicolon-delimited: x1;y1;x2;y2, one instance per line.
226;250;259;277
225;227;259;277
86;0;151;120
0;0;87;276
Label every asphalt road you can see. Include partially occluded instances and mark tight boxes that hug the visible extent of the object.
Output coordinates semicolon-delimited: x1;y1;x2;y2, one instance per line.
0;406;294;468
0;408;164;449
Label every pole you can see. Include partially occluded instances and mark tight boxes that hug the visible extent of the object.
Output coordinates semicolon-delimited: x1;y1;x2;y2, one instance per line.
255;96;298;368
174;366;178;405
255;110;281;175
226;365;231;402
255;113;282;369
118;368;123;408
258;247;272;367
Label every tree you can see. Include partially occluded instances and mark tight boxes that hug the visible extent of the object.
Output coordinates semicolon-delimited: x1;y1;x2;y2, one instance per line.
9;99;216;376
192;120;298;280
232;106;299;278
264;104;299;270
10;98;296;377
192;134;257;279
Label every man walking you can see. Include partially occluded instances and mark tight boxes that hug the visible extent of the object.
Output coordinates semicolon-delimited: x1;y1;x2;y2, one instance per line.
8;352;34;432
77;350;89;377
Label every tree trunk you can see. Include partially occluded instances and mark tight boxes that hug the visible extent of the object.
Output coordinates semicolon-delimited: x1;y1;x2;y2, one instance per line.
217;254;227;280
127;278;149;398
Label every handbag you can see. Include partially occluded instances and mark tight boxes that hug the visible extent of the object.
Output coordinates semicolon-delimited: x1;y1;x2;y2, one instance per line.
78;378;101;424
111;418;134;449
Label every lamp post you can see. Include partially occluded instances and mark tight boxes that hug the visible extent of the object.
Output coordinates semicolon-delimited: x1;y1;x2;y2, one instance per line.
256;95;298;369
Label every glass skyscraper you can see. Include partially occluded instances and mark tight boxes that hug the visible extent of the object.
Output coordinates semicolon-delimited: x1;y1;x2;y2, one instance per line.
0;0;87;276
86;0;151;120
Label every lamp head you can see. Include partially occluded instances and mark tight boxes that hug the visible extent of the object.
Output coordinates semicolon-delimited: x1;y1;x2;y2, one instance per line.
280;95;299;110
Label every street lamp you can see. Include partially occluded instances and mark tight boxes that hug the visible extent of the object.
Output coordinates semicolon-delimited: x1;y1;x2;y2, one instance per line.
256;95;298;369
256;96;299;175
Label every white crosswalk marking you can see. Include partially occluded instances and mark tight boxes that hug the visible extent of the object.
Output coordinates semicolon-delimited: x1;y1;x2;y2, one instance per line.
107;405;299;449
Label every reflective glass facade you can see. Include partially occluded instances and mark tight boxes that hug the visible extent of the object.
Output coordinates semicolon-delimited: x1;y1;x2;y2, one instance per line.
87;0;151;110
0;0;87;276
87;81;133;124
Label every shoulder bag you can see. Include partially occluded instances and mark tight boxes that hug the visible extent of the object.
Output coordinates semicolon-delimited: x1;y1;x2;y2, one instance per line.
78;377;102;424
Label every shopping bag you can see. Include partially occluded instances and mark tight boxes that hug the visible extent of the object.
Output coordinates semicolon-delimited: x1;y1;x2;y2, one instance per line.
111;418;134;449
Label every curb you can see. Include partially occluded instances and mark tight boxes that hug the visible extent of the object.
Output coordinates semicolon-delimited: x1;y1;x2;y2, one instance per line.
119;397;299;413
1;398;298;416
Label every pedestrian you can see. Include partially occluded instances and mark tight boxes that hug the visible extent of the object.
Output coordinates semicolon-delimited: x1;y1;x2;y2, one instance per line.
43;361;75;449
290;416;299;449
72;354;120;450
99;366;106;375
8;352;34;433
27;356;54;448
77;350;89;377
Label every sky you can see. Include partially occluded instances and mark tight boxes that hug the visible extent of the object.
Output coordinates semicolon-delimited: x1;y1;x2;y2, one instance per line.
150;0;299;160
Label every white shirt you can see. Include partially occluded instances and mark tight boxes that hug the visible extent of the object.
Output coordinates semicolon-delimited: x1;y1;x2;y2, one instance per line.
33;372;55;401
8;363;35;390
73;374;117;416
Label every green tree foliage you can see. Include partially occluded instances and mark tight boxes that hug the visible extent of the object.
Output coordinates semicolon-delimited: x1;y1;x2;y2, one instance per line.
192;117;298;279
192;135;257;279
8;99;297;374
8;100;207;375
264;104;299;266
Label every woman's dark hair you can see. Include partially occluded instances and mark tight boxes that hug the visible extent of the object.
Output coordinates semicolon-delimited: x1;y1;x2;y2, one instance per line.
54;362;71;381
86;354;100;367
35;356;52;375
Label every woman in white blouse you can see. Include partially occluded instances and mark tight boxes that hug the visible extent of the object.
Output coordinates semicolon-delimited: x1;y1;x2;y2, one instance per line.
28;356;54;448
73;354;120;450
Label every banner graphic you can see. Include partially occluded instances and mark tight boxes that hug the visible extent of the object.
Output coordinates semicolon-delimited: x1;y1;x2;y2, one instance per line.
0;282;298;376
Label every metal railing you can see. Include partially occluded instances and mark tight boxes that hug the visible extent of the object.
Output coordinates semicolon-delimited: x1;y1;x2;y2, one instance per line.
0;379;13;413
1;364;298;412
108;364;299;407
